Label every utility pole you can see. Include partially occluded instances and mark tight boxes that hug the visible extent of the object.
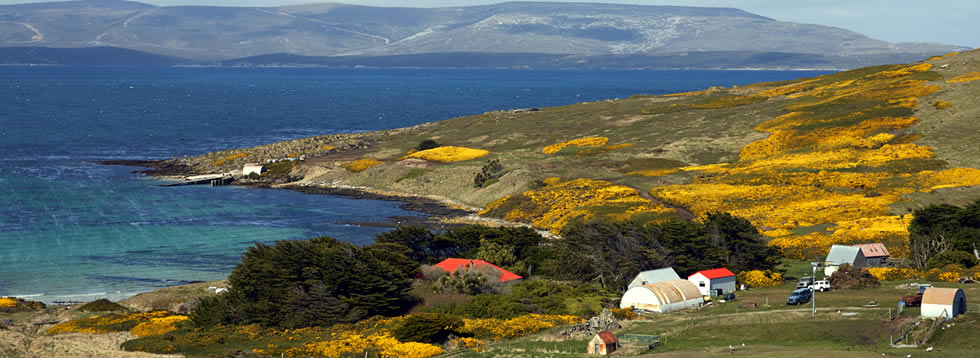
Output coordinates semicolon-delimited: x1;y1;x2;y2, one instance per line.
811;261;818;316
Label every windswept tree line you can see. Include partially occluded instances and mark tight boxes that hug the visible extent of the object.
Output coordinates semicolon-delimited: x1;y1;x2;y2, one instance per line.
909;200;980;269
192;212;781;329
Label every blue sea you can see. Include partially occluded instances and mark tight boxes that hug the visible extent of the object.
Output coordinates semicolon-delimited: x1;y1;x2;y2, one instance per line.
0;67;829;303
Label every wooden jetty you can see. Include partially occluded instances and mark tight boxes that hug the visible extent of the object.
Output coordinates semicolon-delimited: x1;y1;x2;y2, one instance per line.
161;174;234;187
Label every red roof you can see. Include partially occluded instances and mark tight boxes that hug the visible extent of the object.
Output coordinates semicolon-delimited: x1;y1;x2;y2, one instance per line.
689;268;735;279
432;258;523;282
853;243;890;258
597;331;618;344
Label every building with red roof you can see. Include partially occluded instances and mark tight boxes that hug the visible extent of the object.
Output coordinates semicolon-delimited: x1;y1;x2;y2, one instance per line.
688;268;736;296
853;243;890;267
432;258;522;282
587;331;618;355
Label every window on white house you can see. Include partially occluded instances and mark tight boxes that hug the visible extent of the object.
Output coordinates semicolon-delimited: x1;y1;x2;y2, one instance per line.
700;281;705;287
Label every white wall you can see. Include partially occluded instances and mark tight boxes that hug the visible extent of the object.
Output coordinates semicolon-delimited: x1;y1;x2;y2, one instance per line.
688;274;736;296
921;303;953;319
620;286;663;312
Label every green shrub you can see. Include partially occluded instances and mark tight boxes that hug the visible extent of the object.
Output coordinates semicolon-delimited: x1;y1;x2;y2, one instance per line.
393;313;464;344
77;299;127;312
416;139;440;151
927;250;979;269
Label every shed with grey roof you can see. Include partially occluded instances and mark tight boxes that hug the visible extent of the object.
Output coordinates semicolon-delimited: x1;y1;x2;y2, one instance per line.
824;245;866;277
628;268;681;288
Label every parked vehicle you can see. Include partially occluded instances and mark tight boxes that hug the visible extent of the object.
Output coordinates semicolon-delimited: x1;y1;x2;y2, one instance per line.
810;280;831;292
786;288;812;305
723;292;736;301
901;284;932;307
797;276;815;288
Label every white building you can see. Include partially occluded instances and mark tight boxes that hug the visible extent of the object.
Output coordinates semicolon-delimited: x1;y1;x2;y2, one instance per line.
688;268;737;296
619;279;704;313
921;287;966;320
242;163;266;176
628;267;681;288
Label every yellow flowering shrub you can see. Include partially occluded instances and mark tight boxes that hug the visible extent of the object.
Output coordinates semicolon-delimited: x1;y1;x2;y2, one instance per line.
213;152;247;166
946;72;980;83
482;178;676;233
869;63;932;79
0;297;17;307
627;168;681;177
292;332;400;357
737;270;783;288
867;268;923;281
130;315;190;337
344;158;383;172
318;145;337;151
460;314;584;340
974;271;980;281
926;52;958;61
930;100;952;109
48;311;171;335
609;307;638;320
381;342;445;358
400;146;489;162
542;137;608;154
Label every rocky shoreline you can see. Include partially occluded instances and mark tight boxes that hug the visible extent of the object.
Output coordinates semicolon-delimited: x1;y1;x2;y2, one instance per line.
97;159;484;231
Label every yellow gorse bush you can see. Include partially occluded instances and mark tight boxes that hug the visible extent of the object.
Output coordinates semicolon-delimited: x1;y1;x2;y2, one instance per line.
130;315;190;337
343;158;383;172
867;268;923;281
737;270;784;288
48;311;171;335
213;152;247;166
0;297;17;307
946;72;980;83
400;146;489;162
381;342;445;358
482;178;675;233
460;314;584;340
542;137;608;154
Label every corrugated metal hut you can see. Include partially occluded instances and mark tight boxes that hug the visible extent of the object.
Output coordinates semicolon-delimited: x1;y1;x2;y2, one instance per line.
242;164;266;176
619;279;704;313
628;267;681;288
921;287;966;320
688;268;736;296
824;245;866;276
587;331;618;355
853;243;890;267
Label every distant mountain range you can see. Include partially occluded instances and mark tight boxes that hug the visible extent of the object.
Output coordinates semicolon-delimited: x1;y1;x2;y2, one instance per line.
0;0;969;68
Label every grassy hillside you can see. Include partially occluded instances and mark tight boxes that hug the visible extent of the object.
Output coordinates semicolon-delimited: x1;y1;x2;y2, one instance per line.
187;49;980;260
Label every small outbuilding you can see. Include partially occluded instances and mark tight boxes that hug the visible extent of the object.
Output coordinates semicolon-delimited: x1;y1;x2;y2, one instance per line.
688;268;737;296
628;267;681;288
242;164;266;176
587;331;618;355
432;258;522;282
921;287;967;320
853;243;890;267
824;245;866;277
619;279;704;313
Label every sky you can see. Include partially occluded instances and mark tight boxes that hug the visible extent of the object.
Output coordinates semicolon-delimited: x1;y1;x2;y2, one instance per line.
1;0;977;47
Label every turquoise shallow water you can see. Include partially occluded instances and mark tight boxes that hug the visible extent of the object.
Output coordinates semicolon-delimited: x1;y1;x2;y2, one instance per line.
0;67;830;302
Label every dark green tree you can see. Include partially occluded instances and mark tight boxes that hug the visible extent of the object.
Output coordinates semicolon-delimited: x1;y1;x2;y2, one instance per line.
702;212;781;273
191;237;417;328
416;139;440;151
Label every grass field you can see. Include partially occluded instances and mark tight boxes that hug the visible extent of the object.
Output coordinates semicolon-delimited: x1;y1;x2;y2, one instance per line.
449;279;980;357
